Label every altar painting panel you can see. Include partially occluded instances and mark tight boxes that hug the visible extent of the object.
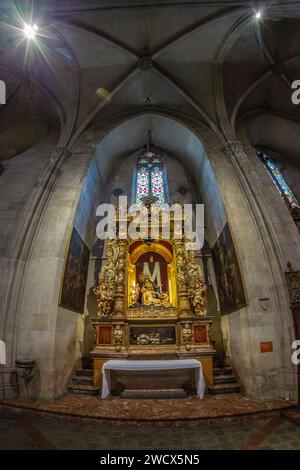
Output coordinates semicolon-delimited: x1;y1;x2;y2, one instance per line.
59;227;90;313
130;325;176;346
212;223;246;315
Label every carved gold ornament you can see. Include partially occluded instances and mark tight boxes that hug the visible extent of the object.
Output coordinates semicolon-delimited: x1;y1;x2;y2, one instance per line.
112;324;125;351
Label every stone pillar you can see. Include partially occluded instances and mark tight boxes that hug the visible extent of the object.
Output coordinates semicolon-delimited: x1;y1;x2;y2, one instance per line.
221;139;297;399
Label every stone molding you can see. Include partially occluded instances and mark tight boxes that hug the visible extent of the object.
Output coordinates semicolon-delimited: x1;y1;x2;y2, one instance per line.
222;140;244;159
49;147;71;163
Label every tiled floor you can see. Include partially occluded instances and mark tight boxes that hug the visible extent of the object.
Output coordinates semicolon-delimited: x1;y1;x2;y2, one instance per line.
0;408;300;450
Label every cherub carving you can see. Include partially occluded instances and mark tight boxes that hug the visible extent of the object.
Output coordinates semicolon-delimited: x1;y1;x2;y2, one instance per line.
188;277;208;316
93;273;115;317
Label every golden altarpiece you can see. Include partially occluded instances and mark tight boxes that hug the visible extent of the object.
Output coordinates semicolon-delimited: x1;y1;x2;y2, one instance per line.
90;207;216;390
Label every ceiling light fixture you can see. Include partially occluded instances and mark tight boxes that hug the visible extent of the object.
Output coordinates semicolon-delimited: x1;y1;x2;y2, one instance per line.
23;23;38;40
255;11;262;20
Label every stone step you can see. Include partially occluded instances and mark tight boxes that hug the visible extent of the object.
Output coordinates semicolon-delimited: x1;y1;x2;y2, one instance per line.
81;357;93;369
68;384;100;396
213;374;237;385
71;376;94;386
75;369;94;377
120;388;188;399
213;367;233;376
207;382;241;395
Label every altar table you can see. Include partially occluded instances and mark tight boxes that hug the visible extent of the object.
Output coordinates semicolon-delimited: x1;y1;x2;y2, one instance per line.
101;359;205;399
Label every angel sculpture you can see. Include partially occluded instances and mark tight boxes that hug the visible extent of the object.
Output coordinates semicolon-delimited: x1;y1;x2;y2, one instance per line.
189;277;208;316
93;273;115;317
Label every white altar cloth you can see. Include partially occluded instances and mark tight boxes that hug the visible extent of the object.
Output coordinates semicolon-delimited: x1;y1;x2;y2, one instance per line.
0;340;5;365
101;359;205;399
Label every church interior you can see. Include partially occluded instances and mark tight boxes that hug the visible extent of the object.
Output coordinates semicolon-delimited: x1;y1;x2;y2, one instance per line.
1;0;300;452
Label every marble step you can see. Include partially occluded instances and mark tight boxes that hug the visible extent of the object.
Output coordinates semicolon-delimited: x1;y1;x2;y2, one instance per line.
213;367;233;376
68;384;100;396
81;357;93;369
75;369;93;377
207;382;241;395
213;374;237;385
120;388;188;399
71;376;94;386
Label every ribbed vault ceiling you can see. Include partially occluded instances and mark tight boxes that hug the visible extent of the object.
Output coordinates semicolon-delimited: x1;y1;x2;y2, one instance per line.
1;0;300;163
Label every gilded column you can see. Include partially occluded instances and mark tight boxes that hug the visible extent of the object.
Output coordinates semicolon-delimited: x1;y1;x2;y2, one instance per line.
173;239;190;316
114;239;129;318
94;239;118;318
185;248;208;316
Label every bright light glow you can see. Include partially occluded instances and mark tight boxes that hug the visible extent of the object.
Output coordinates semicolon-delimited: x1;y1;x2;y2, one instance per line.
255;11;262;20
23;23;38;40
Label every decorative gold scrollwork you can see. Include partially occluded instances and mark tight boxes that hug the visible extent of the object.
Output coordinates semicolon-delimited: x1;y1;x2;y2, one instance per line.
94;241;118;317
93;273;115;318
112;323;125;351
126;307;177;319
181;322;193;350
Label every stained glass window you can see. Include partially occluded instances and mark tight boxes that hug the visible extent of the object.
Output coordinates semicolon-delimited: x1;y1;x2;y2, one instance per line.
259;152;300;210
135;152;166;206
136;166;150;205
151;166;165;205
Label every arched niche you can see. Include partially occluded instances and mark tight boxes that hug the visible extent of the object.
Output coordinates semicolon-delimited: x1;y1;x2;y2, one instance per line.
5;111;295;401
73;113;227;251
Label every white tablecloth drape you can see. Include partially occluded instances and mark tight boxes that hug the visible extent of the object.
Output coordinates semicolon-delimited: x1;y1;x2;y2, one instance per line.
0;340;5;365
101;359;205;399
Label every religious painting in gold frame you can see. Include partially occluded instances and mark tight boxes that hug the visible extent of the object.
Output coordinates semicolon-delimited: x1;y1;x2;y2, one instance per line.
129;324;177;347
212;223;247;315
127;241;176;309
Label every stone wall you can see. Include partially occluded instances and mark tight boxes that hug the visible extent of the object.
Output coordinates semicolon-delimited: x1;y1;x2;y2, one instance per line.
15;148;93;398
0;128;59;398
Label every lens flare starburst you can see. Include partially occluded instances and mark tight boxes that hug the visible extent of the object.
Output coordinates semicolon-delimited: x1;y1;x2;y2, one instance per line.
23;23;38;40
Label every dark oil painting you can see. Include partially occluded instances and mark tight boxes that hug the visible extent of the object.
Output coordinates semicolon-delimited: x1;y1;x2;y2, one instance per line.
130;326;176;346
59;228;90;313
212;223;247;315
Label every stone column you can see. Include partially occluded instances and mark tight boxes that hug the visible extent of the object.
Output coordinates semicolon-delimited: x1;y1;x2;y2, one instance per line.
221;139;296;398
221;140;291;285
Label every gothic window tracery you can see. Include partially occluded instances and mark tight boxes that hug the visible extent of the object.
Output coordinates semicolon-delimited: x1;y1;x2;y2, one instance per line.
135;152;167;206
